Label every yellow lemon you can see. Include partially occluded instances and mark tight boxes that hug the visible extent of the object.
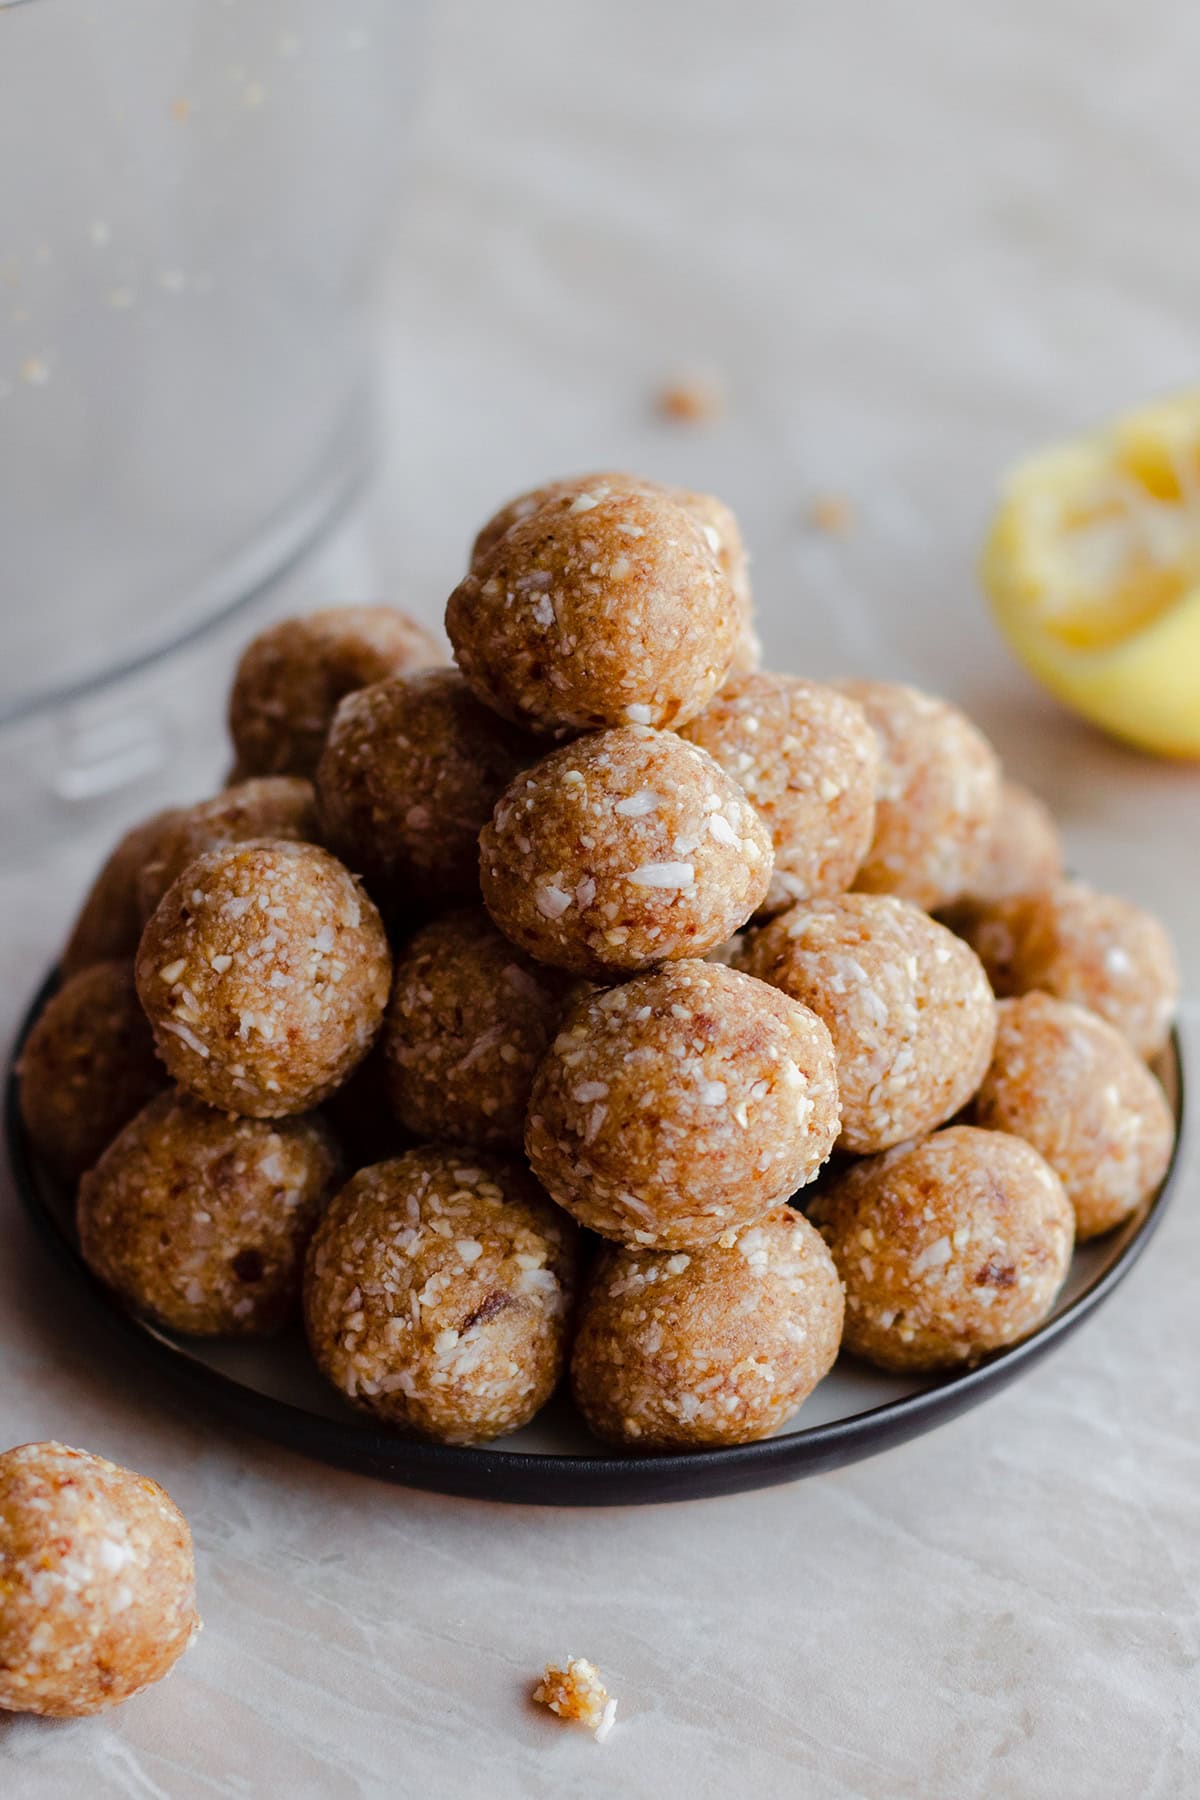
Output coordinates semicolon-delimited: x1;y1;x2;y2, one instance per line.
982;390;1200;758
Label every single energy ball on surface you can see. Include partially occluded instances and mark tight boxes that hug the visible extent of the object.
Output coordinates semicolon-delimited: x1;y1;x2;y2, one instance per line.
809;1125;1074;1372
680;674;879;914
0;1440;198;1717
952;878;1179;1060
304;1149;579;1443
479;725;773;978
316;668;533;916
60;806;184;979
137;776;320;922
78;1089;343;1336
136;840;391;1117
957;779;1064;907
448;484;738;735
228;603;443;778
526;961;840;1251
571;1205;844;1449
836;679;1001;910
971;993;1175;1240
742;894;996;1153
18;961;166;1182
383;909;575;1150
468;471;756;679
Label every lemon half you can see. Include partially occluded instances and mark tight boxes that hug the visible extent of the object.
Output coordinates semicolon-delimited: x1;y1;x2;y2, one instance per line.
983;390;1200;758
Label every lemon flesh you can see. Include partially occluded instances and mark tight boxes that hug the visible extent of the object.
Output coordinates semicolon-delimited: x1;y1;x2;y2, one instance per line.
983;391;1200;758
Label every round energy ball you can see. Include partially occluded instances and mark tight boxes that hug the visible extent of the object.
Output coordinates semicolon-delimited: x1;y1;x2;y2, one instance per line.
137;776;320;922
0;1440;198;1717
60;806;184;979
304;1150;579;1443
972;993;1175;1240
78;1089;343;1336
741;894;996;1154
836;679;1001;910
953;878;1179;1060
526;961;840;1250
957;779;1064;908
809;1125;1074;1372
316;668;533;916
136;840;391;1117
468;472;757;678
448;484;738;735
384;909;575;1150
680;674;879;914
571;1206;844;1449
479;725;773;978
18;962;165;1182
228;603;443;778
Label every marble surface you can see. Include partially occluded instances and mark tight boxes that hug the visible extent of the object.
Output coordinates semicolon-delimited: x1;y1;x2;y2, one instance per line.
3;2;1199;1793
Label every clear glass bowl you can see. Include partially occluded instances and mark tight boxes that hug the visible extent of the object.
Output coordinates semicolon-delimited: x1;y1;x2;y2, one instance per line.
0;0;425;853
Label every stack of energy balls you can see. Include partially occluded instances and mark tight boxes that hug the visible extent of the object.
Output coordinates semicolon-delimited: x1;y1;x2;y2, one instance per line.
21;472;1180;1456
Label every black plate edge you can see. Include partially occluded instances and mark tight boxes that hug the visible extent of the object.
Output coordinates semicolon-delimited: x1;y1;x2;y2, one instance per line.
4;969;1186;1507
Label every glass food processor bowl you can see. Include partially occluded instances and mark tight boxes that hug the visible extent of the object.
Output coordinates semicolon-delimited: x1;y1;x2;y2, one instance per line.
0;0;425;856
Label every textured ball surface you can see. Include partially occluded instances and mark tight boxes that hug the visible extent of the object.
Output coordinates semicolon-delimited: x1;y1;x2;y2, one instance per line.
972;993;1174;1239
526;961;840;1250
304;1150;579;1442
136;840;390;1117
78;1089;343;1335
742;893;996;1153
137;776;320;922
19;961;165;1182
571;1206;843;1448
317;668;533;915
449;485;738;735
228;603;443;778
681;674;879;914
0;1441;198;1717
837;679;1001;910
809;1125;1074;1371
480;724;773;977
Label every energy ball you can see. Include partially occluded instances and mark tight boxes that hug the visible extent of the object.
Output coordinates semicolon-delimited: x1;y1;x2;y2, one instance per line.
448;484;738;735
18;961;165;1183
304;1150;579;1443
480;725;773;978
972;993;1175;1240
228;603;443;778
836;679;1001;910
958;779;1064;907
137;776;320;922
316;668;533;916
60;806;184;979
680;674;879;914
809;1125;1074;1372
136;840;391;1117
526;961;840;1250
384;909;574;1150
78;1089;343;1336
0;1440;198;1717
469;471;757;678
953;878;1179;1060
571;1206;844;1449
741;894;996;1154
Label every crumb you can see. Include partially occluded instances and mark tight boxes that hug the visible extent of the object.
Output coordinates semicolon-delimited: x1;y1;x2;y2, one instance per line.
533;1657;617;1742
808;493;854;534
656;375;723;425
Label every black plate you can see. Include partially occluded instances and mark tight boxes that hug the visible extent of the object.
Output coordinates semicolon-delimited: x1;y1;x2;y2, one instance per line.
4;971;1186;1505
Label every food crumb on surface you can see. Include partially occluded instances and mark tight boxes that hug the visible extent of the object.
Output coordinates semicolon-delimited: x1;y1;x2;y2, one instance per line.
533;1656;617;1742
807;492;855;534
656;374;724;424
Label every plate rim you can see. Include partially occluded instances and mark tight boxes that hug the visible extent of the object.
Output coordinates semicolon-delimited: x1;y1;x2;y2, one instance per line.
4;968;1186;1506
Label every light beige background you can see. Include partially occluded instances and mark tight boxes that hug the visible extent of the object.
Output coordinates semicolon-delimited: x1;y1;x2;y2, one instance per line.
2;2;1198;1795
